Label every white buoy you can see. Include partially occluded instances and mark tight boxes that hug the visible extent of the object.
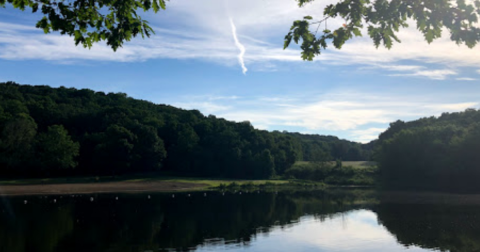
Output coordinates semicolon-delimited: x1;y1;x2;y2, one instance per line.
188;194;191;197
53;199;56;203
172;194;175;198
24;200;27;205
115;197;119;200
148;195;151;199
204;193;207;197
222;193;225;196
239;192;242;195
90;197;94;202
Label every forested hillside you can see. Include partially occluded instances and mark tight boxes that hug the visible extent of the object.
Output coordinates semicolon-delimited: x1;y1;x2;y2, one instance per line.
0;82;370;179
377;109;480;191
285;133;373;161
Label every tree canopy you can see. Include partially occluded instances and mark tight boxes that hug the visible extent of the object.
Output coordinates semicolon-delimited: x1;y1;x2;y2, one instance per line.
0;0;167;51
376;108;480;191
285;0;480;60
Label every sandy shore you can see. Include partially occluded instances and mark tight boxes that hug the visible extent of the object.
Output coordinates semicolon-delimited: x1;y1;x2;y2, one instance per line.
0;181;207;196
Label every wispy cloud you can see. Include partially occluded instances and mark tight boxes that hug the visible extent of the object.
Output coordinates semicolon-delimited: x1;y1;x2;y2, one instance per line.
173;101;231;114
373;64;424;72
167;91;479;142
426;102;478;111
389;69;458;80
229;18;248;75
351;128;386;143
372;64;458;80
456;77;477;81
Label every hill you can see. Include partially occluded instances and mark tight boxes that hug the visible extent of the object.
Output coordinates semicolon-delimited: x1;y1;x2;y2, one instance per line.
0;82;370;179
377;109;480;191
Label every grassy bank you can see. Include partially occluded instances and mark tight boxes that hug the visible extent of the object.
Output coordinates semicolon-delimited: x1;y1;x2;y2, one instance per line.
294;161;377;169
0;173;288;188
285;161;378;186
0;163;376;195
0;173;291;196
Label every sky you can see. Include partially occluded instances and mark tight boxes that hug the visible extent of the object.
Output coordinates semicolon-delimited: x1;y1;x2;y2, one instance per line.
0;0;479;143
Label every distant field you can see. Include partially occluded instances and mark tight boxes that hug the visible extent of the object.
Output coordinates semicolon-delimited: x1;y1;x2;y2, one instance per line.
294;161;377;169
127;177;289;188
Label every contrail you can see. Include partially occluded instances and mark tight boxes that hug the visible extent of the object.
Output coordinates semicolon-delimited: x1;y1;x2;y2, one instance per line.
229;18;248;75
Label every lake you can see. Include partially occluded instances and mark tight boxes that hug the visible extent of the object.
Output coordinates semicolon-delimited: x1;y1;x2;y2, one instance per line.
1;189;479;252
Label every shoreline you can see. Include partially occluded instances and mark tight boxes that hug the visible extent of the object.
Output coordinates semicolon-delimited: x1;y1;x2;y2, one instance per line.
0;180;208;196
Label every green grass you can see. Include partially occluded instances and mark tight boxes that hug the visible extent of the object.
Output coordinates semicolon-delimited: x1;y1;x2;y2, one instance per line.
0;173;288;189
0;176;108;185
127;176;288;188
287;161;378;186
294;161;377;169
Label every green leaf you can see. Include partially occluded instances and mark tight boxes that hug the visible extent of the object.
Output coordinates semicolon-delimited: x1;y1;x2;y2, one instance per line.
284;33;293;49
352;27;362;37
32;3;39;13
159;0;166;10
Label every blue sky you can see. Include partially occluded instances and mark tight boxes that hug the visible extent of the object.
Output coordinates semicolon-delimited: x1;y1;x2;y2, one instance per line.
1;0;479;142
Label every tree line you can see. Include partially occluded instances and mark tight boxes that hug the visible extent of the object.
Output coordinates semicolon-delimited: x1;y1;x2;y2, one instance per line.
376;108;480;191
0;82;370;179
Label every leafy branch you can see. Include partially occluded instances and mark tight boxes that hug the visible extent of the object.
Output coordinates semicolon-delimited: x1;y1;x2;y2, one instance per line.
0;0;168;51
285;0;480;61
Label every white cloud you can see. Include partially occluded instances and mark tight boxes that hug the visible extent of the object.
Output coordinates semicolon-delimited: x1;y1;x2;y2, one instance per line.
173;101;231;114
425;102;478;111
389;69;458;80
456;77;477;81
371;64;458;80
373;64;424;72
208;95;240;101
164;91;478;142
351;128;386;143
281;101;389;131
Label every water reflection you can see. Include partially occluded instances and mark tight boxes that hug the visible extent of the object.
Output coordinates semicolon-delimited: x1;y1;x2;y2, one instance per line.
0;190;479;252
376;203;480;252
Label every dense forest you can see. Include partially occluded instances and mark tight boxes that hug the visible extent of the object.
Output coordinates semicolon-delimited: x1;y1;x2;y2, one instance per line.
377;109;480;191
285;133;374;161
0;82;370;179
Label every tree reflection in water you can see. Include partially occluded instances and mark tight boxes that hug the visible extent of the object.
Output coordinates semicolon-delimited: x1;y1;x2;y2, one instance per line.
0;190;479;252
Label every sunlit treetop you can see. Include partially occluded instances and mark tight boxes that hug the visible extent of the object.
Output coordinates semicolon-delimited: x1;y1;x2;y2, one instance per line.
0;0;168;51
285;0;480;60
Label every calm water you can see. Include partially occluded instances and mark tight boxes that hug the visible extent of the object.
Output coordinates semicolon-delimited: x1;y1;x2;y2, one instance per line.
1;189;480;252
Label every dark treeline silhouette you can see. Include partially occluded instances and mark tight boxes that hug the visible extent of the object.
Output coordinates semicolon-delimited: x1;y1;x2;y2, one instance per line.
0;82;370;179
376;109;480;191
285;132;373;161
